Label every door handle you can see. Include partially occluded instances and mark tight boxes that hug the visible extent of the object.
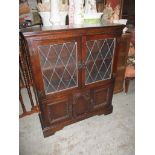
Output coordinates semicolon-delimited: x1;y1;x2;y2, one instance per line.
78;61;86;69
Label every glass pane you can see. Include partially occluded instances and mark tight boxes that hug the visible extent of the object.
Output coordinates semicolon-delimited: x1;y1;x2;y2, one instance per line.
85;38;116;84
38;42;78;94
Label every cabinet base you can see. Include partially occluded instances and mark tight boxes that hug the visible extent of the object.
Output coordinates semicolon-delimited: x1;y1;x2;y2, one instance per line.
39;105;113;138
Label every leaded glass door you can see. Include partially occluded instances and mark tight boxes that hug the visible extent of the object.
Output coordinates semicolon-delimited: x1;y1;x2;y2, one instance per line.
36;38;80;95
85;37;116;85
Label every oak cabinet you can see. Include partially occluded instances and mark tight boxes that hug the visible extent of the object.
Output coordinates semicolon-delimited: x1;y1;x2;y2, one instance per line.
20;24;124;137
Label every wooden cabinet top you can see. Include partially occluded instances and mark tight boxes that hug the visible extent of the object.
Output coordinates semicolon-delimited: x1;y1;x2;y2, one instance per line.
20;23;125;38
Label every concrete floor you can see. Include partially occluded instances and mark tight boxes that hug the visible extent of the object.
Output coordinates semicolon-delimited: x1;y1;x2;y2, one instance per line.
19;80;135;155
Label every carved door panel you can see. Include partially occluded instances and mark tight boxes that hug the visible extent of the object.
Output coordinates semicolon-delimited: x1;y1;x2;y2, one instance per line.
46;96;72;124
72;90;91;118
90;80;114;111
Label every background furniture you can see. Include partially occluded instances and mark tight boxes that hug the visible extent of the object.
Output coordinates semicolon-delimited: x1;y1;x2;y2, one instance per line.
19;38;39;118
125;66;135;93
20;24;124;137
114;33;131;93
120;0;135;26
124;28;135;93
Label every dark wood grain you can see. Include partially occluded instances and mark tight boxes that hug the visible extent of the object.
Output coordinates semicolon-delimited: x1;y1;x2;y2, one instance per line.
20;24;124;137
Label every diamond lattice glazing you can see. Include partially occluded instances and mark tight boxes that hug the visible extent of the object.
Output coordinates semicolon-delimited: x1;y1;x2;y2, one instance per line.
38;42;78;94
85;38;116;84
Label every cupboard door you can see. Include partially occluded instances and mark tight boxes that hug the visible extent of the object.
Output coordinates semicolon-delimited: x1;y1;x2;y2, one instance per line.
29;37;82;99
91;81;114;111
85;37;116;85
73;91;91;118
38;41;78;94
46;96;72;124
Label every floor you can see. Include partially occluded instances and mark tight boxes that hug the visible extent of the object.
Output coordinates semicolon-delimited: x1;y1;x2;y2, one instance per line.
19;80;135;155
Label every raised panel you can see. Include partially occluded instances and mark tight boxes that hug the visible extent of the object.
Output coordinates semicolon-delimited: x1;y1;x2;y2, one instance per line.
92;87;108;109
47;97;71;124
91;83;114;110
73;91;91;118
95;88;107;105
